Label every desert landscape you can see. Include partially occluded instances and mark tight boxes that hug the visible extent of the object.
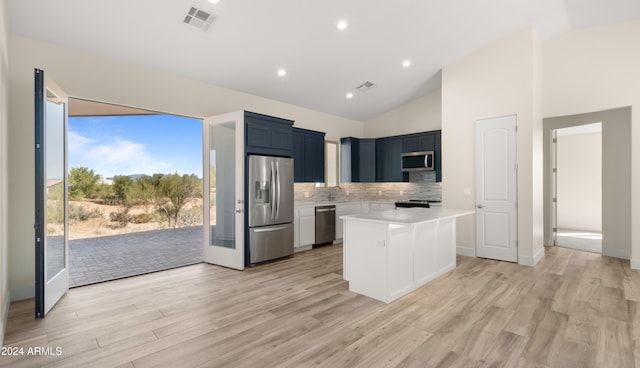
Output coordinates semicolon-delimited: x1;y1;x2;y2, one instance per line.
65;198;203;240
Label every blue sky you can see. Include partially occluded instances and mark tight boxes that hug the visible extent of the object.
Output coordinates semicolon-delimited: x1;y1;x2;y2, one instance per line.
69;114;202;178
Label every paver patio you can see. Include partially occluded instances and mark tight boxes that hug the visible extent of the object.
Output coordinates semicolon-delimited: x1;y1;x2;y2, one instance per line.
69;226;203;287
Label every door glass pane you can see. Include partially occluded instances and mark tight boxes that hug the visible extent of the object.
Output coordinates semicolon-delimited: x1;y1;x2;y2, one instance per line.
209;122;236;249
45;90;66;281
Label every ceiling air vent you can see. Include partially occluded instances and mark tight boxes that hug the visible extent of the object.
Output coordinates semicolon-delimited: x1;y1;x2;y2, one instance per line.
184;7;215;31
355;81;376;93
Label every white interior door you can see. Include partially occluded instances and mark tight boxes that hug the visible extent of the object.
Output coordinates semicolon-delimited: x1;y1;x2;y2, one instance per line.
203;111;245;270
34;69;69;317
475;115;518;262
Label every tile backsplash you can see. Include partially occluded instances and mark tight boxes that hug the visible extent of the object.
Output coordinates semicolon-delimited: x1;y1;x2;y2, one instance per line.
294;172;442;203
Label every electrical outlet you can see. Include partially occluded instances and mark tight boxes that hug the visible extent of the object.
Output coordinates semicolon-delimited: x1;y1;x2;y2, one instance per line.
346;191;350;196
399;190;404;196
378;190;382;195
304;192;309;198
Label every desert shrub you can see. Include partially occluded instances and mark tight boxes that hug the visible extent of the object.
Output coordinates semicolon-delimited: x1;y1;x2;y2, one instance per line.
109;207;133;226
112;175;134;205
178;206;203;227
133;213;154;224
68;167;100;200
97;183;117;205
158;173;201;228
152;210;170;229
68;203;104;222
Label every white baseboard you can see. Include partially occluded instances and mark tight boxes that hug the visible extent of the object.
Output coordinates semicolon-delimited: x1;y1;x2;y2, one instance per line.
631;259;640;270
294;245;312;253
10;283;34;302
519;247;545;267
457;246;476;257
602;248;630;260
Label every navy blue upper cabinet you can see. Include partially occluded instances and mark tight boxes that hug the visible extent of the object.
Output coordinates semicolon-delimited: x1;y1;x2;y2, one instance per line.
403;132;436;152
340;138;358;182
245;111;294;157
341;137;375;182
376;137;408;182
292;129;305;181
292;127;325;183
359;139;377;182
402;130;441;182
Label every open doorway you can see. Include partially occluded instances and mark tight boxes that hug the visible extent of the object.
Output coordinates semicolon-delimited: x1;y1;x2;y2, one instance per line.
552;123;602;253
67;98;204;287
543;107;631;260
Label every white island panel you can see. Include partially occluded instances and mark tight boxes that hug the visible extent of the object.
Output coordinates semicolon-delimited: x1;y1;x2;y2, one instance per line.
342;208;473;303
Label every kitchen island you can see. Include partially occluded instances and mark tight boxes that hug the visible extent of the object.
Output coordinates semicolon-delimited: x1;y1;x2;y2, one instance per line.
341;208;474;303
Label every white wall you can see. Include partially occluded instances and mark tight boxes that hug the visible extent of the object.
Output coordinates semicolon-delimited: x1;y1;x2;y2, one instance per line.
7;35;365;300
543;21;640;267
363;90;441;138
441;27;544;265
556;131;602;232
0;0;9;346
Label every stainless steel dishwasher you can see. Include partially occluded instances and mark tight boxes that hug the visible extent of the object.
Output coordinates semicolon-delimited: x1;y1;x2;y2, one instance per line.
314;205;336;246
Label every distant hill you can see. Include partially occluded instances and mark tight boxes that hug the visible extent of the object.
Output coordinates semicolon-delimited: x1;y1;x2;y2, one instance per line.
105;173;202;181
105;174;149;181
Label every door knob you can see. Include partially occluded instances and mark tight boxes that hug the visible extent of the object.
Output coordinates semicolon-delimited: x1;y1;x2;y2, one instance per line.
235;209;243;213
476;205;483;209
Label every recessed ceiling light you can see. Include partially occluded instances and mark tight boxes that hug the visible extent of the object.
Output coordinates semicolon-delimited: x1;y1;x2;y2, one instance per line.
208;0;220;4
277;69;287;77
346;92;354;99
337;20;348;30
402;60;411;68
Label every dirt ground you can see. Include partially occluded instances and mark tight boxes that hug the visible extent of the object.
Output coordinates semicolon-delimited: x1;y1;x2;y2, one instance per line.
67;199;203;240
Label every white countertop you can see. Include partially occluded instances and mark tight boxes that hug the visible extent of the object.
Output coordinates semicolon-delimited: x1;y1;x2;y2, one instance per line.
295;200;395;208
340;207;474;225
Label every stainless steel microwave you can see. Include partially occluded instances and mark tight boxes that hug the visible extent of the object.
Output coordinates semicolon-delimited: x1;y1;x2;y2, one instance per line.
401;151;434;172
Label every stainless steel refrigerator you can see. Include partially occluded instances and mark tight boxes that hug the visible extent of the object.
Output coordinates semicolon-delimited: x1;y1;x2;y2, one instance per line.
247;155;294;264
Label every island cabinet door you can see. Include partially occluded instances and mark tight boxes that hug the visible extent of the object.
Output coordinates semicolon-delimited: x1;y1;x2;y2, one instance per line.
436;218;457;274
386;225;415;302
413;221;438;285
345;221;388;302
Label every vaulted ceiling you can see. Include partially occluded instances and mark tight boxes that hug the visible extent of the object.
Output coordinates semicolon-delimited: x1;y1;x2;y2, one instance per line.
7;0;640;121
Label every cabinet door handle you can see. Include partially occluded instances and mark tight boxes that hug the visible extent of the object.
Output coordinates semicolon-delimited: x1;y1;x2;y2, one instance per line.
477;204;483;209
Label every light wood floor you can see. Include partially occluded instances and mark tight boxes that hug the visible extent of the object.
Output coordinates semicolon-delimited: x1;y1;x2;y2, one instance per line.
2;244;640;368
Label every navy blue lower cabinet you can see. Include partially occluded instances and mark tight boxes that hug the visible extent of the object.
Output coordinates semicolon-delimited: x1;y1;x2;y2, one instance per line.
293;127;325;183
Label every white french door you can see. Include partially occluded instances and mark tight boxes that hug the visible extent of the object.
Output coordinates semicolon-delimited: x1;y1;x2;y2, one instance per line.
34;69;69;317
475;115;518;262
203;111;245;270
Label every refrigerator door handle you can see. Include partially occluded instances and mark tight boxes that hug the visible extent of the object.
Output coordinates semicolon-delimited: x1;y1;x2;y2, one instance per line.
253;226;288;233
273;160;278;220
276;162;281;220
270;161;276;220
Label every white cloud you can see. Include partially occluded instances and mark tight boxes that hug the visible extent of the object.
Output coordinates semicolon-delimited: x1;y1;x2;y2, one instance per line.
68;130;92;152
68;131;169;178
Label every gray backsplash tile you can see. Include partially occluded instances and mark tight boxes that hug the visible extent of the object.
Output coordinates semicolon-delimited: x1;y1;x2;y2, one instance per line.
294;172;442;203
